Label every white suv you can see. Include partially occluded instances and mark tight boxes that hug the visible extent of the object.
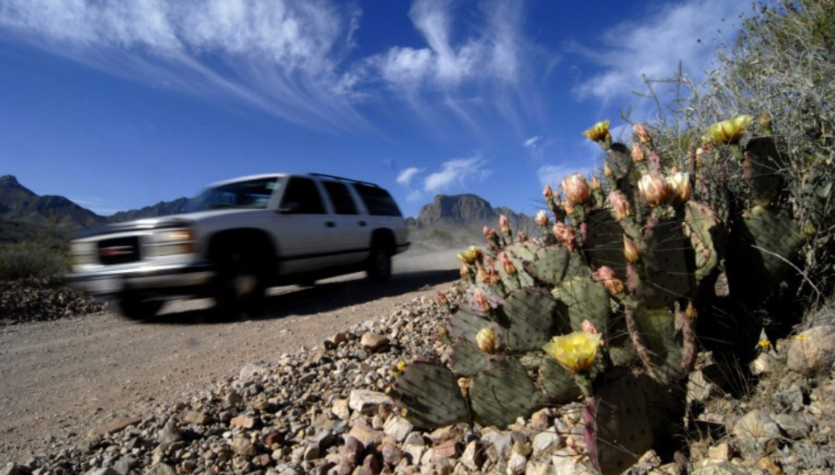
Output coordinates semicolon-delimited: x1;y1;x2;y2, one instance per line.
67;173;410;319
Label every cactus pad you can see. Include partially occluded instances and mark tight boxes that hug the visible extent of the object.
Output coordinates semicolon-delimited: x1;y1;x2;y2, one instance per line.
470;356;546;428
391;361;471;429
632;219;695;308
743;137;787;205
523;245;570;285
684;201;723;284
539;358;582;404
586;368;654;475
551;277;612;337
448;307;493;343
500;288;561;351
449;337;490;377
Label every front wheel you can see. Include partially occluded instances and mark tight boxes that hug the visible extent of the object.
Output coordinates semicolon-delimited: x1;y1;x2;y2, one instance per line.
366;246;392;283
212;247;267;318
116;294;163;321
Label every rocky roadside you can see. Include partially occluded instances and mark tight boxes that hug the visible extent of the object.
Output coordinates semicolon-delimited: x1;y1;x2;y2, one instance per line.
0;277;104;324
2;293;835;475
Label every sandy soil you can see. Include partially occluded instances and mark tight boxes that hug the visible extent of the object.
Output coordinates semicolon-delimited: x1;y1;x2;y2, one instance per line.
0;250;460;463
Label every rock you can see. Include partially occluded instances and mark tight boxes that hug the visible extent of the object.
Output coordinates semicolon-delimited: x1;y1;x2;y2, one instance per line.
112;455;137;475
157;421;182;445
0;464;32;475
529;408;551;431
532;431;562;459
231;415;258;429
787;326;835;376
691;460;750;475
239;362;270;380
459;441;481;471
506;448;527;474
348;422;385;447
304;444;321;461
225;389;244;406
380;441;404;466
526;461;555;475
87;416;143;437
84;469;119;475
362;453;382;475
332;399;351;420
144;465;177;475
773;383;805;413
733;410;782;456
550;449;588;475
383;416;414;442
231;436;257;456
348;390;393;415
360;332;389;352
708;443;733;461
773;414;813;440
430;439;459;461
750;352;777;376
339;436;365;468
183;411;211;425
402;433;426;465
481;430;513;462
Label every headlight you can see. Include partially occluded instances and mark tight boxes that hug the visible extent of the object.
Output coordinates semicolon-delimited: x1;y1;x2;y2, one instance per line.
70;241;97;265
152;228;196;256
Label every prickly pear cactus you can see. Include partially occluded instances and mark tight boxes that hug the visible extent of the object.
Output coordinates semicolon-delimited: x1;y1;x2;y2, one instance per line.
500;288;562;351
390;361;470;429
469;356;546;428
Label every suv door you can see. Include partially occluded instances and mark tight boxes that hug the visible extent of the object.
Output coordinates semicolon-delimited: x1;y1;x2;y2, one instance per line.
272;177;338;274
320;180;369;266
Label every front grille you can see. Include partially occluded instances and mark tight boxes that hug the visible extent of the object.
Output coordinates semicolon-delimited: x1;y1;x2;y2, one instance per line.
98;237;141;265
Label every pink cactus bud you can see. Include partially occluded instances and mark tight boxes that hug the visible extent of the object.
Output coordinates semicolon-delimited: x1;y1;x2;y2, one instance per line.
623;235;640;263
437;292;448;307
608;190;632;221
543;184;554;200
590;175;601;191
460;264;469;280
666;172;692;204
561;173;591;205
552;222;577;251
499;252;517;275
580;319;599;335
499;214;510;235
474;289;491;313
638;173;671;207
535;210;550;228
633;124;651;144
593;266;624;295
563;199;576;215
631;142;645;162
481;266;500;285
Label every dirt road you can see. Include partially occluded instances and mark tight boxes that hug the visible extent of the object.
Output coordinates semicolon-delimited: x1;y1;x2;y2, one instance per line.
0;250;459;463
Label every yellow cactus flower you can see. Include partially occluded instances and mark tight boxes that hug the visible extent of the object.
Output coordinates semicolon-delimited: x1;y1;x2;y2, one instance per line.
457;246;482;265
476;326;498;353
702;115;754;145
582;120;611;143
392;360;409;376
543;332;602;374
758;339;772;348
795;334;807;341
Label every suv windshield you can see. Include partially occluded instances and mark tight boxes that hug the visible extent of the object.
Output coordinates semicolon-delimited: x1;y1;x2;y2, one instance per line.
189;177;282;211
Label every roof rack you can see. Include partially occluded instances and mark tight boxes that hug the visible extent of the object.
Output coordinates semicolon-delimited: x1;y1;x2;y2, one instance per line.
308;173;379;188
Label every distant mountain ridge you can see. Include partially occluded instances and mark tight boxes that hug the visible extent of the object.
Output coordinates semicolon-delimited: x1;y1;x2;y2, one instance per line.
0;175;530;243
0;175;188;242
412;193;534;231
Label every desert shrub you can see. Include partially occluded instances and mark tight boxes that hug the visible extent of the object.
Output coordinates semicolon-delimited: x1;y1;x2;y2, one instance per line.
0;240;70;281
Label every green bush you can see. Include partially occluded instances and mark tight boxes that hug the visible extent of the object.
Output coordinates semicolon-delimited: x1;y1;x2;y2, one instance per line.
0;241;70;281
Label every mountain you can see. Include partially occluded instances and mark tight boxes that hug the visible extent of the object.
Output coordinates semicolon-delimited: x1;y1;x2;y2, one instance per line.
109;198;190;223
414;194;534;230
0;175;108;241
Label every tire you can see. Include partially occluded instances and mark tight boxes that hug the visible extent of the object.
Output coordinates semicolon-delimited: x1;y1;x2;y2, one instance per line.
116;294;163;321
366;246;392;283
212;246;267;318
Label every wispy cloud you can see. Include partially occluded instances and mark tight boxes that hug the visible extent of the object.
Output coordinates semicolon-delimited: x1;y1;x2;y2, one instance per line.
570;0;749;106
523;136;542;150
537;163;595;190
396;167;423;187
0;0;369;132
424;155;490;193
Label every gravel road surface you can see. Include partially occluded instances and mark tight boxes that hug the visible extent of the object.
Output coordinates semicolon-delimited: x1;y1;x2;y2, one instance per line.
0;250;459;463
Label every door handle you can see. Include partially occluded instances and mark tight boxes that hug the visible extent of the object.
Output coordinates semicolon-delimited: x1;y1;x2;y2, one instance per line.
325;221;335;228
358;221;367;227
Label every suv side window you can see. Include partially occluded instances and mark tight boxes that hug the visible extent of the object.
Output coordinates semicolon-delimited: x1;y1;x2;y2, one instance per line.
281;177;325;214
354;184;402;216
322;181;358;215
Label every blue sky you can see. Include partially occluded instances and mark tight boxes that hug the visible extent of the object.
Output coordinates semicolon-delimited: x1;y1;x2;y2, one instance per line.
0;0;753;218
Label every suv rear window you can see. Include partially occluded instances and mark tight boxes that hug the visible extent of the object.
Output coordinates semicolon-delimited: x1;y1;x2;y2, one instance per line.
281;177;325;214
354;184;402;216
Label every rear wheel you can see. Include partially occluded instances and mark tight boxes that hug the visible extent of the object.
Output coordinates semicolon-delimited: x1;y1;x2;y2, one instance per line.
116;294;163;321
366;245;392;282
